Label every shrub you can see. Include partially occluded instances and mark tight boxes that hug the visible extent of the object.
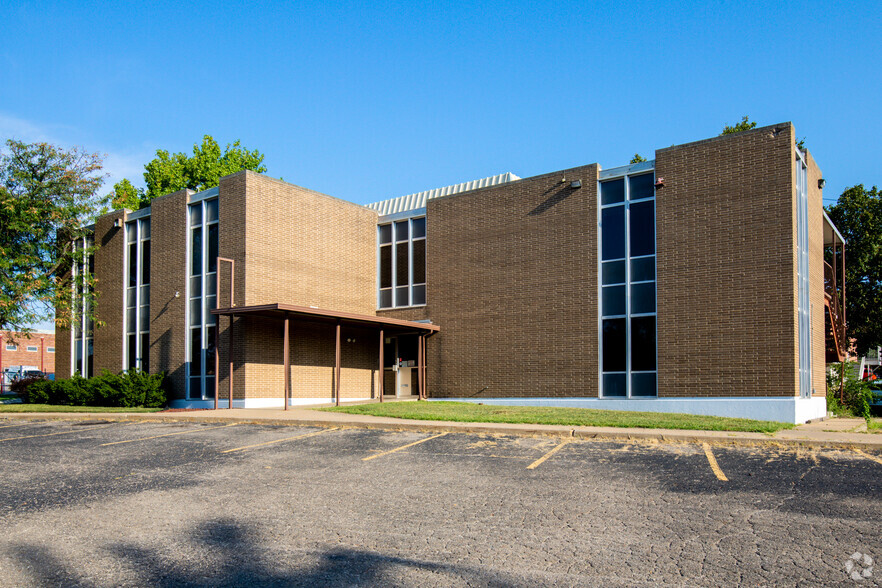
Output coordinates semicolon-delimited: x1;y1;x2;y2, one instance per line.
21;370;167;408
827;362;874;419
10;375;46;397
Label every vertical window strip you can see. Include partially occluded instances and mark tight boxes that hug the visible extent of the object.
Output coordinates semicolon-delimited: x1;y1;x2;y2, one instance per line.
124;219;151;371
187;199;218;400
599;172;657;398
377;216;426;309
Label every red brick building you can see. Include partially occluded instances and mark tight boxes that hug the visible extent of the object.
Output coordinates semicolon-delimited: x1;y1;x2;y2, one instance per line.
57;123;845;423
1;330;56;391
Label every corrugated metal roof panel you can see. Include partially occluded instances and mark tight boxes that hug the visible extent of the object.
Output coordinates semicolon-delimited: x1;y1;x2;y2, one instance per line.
365;172;520;216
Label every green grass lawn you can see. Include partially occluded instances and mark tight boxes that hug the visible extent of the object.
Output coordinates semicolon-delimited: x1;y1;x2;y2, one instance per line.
318;401;794;433
0;404;163;413
868;419;882;433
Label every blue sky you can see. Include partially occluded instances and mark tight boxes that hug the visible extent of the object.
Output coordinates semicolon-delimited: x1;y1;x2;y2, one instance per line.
2;0;880;208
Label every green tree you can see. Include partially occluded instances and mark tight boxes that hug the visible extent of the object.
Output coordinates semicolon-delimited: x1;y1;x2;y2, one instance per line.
630;154;647;164
721;115;757;135
0;140;107;332
110;135;267;210
825;185;882;356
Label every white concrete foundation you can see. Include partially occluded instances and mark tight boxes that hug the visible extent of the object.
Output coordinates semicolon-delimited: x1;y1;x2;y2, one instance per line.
430;396;828;424
168;397;372;409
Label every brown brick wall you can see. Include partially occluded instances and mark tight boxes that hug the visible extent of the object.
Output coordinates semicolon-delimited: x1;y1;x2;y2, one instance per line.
149;190;191;400
92;210;126;375
418;165;599;399
806;151;826;396
1;331;56;377
55;328;71;378
655;123;798;398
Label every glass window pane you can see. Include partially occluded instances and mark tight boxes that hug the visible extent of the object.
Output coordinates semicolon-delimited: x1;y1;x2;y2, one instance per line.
139;304;149;329
602;260;625;285
204;376;215;399
206;326;216;376
191;227;202;276
190;275;202;298
205;199;219;222
629;173;654;200
380;245;392;289
395;286;409;307
205;296;216;326
631;372;657;397
600;178;625;205
412;284;426;305
126;222;136;243
412;217;426;238
126;288;136;308
140;333;149;372
629;201;655;257
190;328;202;371
378;224;392;244
190;299;201;325
206;276;217;296
630;282;656;314
140;219;150;239
602;318;626;372
141;240;151;285
396;243;409;286
189;377;202;399
127;334;136;370
140;285;150;307
603;373;627;397
207;224;219;273
631;316;656;371
189;205;202;227
412;239;426;284
395;220;409;241
379;289;392;308
128;243;137;288
601;206;625;261
602;285;626;317
126;307;136;330
631;257;655;282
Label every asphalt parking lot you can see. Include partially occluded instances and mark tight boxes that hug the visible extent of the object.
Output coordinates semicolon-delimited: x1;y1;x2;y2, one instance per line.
0;419;880;587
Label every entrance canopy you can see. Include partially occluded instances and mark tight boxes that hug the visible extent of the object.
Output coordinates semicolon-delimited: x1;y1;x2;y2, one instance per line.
210;302;439;410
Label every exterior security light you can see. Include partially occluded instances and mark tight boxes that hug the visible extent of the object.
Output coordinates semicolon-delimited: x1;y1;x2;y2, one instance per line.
818;178;826;189
654;177;665;188
570;180;582;189
113;218;123;228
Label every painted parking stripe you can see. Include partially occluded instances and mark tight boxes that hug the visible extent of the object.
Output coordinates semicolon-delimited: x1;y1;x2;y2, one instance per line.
853;448;882;466
526;440;569;470
100;423;237;446
362;432;449;461
702;443;729;481
221;427;337;453
0;422;123;443
0;422;36;430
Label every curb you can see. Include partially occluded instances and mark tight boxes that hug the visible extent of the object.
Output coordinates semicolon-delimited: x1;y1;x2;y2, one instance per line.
2;411;881;451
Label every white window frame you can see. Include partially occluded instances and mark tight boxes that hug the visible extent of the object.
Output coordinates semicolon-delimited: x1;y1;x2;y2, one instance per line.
377;215;427;309
26;346;38;352
598;164;658;398
5;344;16;351
70;236;93;377
123;217;151;371
186;197;219;400
796;149;812;398
47;347;55;353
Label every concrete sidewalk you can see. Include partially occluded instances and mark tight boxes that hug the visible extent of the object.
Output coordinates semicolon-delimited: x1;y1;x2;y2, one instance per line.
2;407;881;451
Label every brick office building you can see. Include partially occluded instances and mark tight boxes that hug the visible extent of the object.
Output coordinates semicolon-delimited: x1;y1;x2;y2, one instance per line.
57;123;846;423
1;331;56;391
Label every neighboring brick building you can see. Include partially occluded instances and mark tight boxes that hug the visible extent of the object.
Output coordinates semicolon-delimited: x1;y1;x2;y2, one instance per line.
1;331;56;391
58;123;845;423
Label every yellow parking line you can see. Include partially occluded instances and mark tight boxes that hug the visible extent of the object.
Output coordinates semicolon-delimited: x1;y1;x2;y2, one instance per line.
0;423;118;442
221;427;337;453
702;443;728;481
363;432;448;461
100;423;237;446
853;448;882;466
526;440;569;470
0;422;34;430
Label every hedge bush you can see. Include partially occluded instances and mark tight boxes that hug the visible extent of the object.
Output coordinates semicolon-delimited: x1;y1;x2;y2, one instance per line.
21;370;167;408
827;361;874;419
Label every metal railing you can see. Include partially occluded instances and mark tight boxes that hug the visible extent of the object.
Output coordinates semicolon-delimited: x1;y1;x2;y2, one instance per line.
824;261;846;355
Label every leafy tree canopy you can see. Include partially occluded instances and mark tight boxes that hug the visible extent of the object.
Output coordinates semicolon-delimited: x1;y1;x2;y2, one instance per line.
630;154;647;164
825;185;882;356
721;115;757;135
110;135;267;210
0;140;107;332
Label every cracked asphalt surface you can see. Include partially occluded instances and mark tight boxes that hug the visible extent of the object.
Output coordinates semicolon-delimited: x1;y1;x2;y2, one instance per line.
0;418;880;587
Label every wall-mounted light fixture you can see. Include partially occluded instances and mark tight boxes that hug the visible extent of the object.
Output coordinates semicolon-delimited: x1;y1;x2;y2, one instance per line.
570;180;582;189
113;218;123;228
818;178;826;189
654;177;665;188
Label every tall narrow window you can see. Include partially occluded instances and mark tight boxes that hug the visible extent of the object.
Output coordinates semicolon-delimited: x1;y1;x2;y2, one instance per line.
600;170;657;397
796;150;811;398
71;237;94;377
188;198;218;399
378;216;426;308
124;218;151;371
